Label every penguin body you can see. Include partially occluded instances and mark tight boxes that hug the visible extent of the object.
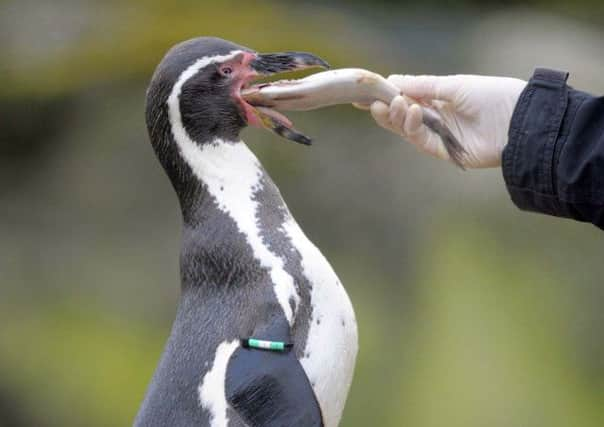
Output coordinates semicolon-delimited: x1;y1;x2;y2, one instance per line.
135;38;357;427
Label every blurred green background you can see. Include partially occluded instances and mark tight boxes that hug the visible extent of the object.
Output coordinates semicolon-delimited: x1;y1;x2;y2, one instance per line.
1;0;604;426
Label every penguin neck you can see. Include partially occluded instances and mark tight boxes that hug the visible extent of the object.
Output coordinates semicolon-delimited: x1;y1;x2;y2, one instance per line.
162;69;265;227
164;130;304;327
175;137;266;227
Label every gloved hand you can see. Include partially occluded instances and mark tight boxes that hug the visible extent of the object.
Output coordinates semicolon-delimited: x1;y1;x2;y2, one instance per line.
368;75;527;168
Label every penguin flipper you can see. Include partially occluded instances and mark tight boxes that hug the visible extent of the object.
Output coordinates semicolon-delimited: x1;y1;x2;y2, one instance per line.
225;346;323;427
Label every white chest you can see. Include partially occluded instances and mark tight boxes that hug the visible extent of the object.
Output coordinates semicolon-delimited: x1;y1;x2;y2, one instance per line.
283;218;358;427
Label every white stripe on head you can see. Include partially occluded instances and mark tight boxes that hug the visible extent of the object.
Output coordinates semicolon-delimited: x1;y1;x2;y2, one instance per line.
198;340;239;427
166;53;300;324
168;51;243;109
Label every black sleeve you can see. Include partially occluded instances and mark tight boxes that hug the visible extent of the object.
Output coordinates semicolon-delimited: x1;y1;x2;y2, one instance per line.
502;68;604;229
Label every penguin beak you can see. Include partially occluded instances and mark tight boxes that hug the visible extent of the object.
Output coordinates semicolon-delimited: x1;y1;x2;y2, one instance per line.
250;52;330;75
239;52;329;145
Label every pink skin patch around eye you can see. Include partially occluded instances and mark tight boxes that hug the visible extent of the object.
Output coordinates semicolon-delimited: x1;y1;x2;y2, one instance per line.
229;52;264;127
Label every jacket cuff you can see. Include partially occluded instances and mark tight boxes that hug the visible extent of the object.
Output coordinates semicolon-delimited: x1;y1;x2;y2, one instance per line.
502;68;570;216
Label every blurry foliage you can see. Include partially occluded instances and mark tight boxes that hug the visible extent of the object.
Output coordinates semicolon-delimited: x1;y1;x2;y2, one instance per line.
0;302;164;426
2;0;358;99
393;227;604;427
1;0;604;426
338;0;604;22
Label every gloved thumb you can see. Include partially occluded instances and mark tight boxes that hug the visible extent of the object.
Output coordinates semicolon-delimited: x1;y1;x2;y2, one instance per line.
387;75;459;102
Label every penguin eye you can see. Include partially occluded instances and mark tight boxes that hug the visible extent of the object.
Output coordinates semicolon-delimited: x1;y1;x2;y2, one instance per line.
220;66;233;76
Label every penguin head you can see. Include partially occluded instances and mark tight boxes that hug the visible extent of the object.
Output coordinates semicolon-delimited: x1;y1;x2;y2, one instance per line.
145;37;329;151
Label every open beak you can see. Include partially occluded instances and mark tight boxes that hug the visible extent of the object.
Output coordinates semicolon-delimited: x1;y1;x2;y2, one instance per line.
241;52;329;145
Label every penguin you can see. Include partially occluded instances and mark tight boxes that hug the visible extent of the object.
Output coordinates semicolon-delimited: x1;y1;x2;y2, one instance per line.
134;37;358;427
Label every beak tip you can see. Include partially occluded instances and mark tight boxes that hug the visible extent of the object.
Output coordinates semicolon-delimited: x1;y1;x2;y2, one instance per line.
299;54;329;70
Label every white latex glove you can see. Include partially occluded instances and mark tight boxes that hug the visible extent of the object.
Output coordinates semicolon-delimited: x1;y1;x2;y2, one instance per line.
370;75;527;168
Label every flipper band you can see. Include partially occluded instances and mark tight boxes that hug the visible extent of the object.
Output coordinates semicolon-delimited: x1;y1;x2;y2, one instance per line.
241;338;293;352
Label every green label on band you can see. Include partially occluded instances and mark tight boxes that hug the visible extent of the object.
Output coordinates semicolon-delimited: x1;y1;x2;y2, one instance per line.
247;338;286;351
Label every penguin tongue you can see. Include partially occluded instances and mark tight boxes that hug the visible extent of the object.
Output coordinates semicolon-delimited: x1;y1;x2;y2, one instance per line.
249;106;312;146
